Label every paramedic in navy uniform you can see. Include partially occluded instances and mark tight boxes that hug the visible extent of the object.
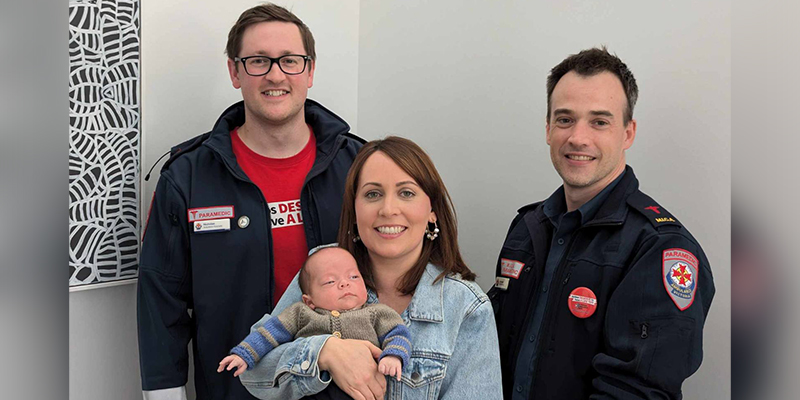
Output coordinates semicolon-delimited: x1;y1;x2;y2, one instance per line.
489;47;715;400
136;4;363;399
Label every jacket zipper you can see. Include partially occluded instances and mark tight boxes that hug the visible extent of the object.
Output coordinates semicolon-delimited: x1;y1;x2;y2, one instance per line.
506;252;539;371
529;236;576;389
211;158;275;309
300;134;347;249
528;222;623;399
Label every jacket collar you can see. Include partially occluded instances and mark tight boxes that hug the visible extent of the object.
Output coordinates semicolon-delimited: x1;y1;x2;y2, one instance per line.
202;99;351;180
537;165;639;227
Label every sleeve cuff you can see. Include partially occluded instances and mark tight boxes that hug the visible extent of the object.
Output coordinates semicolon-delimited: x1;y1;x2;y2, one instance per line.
294;335;334;391
142;386;187;400
240;334;333;396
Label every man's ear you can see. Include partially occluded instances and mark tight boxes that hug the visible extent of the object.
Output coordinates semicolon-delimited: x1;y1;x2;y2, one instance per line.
302;294;316;310
623;119;637;150
227;58;242;89
306;59;315;89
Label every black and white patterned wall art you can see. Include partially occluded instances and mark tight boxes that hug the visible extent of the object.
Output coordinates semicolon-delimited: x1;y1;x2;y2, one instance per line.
69;0;140;287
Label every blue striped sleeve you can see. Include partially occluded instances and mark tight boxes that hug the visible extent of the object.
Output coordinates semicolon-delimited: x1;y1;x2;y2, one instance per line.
230;318;293;369
378;324;412;368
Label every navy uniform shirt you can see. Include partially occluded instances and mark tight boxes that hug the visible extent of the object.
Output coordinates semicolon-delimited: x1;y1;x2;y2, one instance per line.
511;171;625;400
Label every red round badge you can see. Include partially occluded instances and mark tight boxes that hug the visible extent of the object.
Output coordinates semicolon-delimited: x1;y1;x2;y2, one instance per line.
568;287;597;318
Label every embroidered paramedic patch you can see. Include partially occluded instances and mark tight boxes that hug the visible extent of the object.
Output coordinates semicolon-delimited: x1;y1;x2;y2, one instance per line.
500;258;525;279
188;206;234;222
662;248;698;311
568;287;597;318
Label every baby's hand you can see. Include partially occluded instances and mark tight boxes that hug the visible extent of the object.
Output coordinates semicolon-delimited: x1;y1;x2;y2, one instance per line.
217;354;247;377
378;356;402;381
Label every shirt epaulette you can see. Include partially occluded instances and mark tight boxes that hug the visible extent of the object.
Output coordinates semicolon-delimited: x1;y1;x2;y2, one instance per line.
517;201;544;214
161;131;212;172
626;190;682;229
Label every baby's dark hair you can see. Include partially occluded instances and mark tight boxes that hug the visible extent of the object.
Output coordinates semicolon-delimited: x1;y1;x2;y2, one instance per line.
298;246;347;294
298;255;314;295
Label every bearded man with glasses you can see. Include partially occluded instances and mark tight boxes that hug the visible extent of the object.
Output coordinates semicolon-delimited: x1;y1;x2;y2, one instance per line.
137;4;363;400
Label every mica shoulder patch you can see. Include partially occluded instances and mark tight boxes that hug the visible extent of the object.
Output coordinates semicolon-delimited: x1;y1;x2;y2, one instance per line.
627;191;681;228
662;248;698;311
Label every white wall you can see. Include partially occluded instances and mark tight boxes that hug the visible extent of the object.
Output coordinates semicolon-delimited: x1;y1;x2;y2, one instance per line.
70;282;141;400
356;1;730;399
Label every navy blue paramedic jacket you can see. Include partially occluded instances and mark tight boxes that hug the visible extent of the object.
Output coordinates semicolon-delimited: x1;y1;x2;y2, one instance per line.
137;100;363;399
489;166;715;400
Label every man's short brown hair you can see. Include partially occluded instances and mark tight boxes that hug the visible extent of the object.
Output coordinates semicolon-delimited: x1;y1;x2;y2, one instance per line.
225;3;316;61
546;46;638;124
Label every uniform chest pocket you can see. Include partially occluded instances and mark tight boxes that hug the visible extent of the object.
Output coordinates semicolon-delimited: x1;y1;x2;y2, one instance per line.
386;354;447;400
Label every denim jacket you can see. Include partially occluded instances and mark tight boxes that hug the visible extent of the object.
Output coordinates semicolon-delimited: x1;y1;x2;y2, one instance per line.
239;263;503;400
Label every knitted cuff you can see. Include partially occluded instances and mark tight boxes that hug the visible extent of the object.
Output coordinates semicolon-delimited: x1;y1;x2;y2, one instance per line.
379;324;412;368
230;343;258;370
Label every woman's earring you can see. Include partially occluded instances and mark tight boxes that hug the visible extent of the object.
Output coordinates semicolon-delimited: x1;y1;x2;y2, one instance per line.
350;226;361;243
425;221;439;241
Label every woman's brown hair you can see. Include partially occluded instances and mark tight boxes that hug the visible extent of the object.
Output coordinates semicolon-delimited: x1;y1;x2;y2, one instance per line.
336;136;475;295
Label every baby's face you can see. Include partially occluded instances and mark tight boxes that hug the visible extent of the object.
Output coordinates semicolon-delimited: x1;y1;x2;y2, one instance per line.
304;248;368;311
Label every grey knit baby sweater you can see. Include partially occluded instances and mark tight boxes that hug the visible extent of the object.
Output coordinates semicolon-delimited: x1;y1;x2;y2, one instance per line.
231;302;412;369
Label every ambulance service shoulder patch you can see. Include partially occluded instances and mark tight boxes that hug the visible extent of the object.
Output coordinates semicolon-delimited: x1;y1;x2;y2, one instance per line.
662;248;698;311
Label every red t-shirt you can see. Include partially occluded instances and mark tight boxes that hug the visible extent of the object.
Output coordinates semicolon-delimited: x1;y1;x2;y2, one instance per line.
231;127;316;305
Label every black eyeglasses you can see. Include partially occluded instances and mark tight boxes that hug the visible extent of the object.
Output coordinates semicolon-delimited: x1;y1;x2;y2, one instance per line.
234;55;311;76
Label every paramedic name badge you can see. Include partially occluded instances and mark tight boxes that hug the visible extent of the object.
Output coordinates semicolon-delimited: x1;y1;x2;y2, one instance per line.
188;205;234;234
662;248;698;311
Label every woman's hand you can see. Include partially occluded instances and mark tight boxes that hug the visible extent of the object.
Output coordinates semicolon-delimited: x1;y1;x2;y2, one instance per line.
318;337;386;400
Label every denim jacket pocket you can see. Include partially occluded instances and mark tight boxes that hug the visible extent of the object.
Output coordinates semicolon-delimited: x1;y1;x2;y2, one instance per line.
387;353;447;400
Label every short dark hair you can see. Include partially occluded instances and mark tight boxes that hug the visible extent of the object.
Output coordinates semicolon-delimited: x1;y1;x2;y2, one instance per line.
226;3;316;61
546;46;638;124
336;136;475;295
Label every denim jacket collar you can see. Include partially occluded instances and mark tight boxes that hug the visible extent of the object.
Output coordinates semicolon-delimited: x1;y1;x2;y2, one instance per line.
366;263;445;323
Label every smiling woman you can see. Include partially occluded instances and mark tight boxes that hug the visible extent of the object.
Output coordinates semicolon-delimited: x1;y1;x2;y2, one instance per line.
353;151;436;280
239;136;503;400
338;136;475;297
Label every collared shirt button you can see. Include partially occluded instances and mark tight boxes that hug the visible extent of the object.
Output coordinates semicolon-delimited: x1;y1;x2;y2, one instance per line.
333;331;342;338
529;334;536;342
557;238;565;245
300;360;310;371
411;372;421;381
543;286;548;293
516;385;523;392
331;310;340;317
